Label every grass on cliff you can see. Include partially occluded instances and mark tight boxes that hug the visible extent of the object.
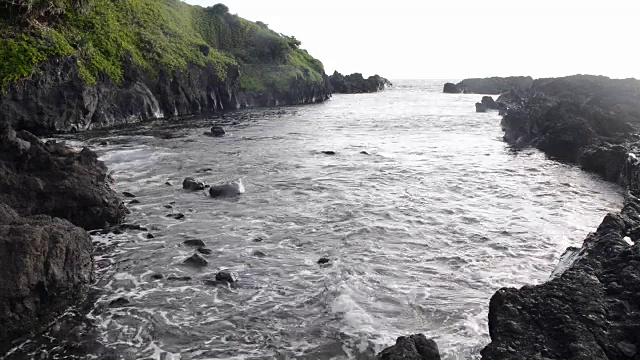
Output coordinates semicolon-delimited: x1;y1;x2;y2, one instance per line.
0;0;325;93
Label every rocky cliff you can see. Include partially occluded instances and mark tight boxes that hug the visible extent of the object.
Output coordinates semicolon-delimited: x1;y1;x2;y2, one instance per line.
479;75;640;359
0;125;125;353
0;1;331;135
443;76;533;94
328;71;392;94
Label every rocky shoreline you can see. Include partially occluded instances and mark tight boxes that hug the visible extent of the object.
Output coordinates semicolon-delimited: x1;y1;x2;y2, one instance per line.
0;125;126;353
328;71;392;94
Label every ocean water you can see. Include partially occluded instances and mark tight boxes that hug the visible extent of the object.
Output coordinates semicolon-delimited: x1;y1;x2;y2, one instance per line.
5;80;623;359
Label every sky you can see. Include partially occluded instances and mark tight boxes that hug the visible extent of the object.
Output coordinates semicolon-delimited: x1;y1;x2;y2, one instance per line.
184;0;640;80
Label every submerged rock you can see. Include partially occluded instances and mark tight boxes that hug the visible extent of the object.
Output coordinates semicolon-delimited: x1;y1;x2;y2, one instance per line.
209;126;226;137
122;191;136;198
197;247;213;255
377;334;441;360
167;213;186;220
317;257;331;264
184;239;206;247
209;179;245;198
183;254;208;267
183;177;206;191
321;150;336;155
475;103;487;113
215;271;238;283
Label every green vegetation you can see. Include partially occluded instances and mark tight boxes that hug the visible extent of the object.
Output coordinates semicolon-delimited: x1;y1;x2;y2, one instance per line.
0;0;326;92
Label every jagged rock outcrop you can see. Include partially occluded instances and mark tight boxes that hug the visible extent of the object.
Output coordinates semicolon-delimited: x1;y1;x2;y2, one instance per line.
0;125;124;353
443;76;533;94
0;126;128;229
329;71;392;94
477;75;640;359
0;57;330;135
377;334;441;360
0;205;93;353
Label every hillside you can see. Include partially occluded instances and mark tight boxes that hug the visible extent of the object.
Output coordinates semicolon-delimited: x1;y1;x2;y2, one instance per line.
0;0;330;133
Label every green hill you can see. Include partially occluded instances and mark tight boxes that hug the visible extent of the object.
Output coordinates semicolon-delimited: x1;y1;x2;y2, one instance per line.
0;0;325;91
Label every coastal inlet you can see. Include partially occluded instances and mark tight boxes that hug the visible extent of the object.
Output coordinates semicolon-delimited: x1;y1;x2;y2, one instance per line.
9;80;623;359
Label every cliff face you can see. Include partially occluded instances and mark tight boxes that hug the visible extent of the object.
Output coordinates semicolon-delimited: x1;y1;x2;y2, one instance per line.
477;75;640;359
0;1;331;134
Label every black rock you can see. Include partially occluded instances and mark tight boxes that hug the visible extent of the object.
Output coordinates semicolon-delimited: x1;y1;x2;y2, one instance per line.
196;168;213;173
317;257;330;264
164;204;173;209
197;247;213;255
129;199;141;205
215;271;238;283
360;151;370;155
481;96;500;110
108;297;131;308
122;191;136;198
146;233;155;239
253;250;266;257
210;126;226;137
253;236;265;242
165;181;172;186
184;239;206;247
475;102;487;113
118;224;148;231
167;213;185;220
209;179;244;198
183;177;205;191
321;151;336;155
167;276;192;281
443;82;461;94
183;254;208;267
329;71;392;94
151;273;164;280
377;334;441;360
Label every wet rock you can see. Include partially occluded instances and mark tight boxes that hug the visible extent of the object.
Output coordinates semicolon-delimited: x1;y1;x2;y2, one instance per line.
109;297;130;307
183;254;208;267
164;204;173;209
360;151;370;155
209;179;245;198
99;140;109;146
377;334;441;360
0;210;93;353
196;168;213;173
481;96;502;110
151;273;164;280
167;213;185;220
183;177;206;191
321;150;336;155
197;247;213;255
443;82;461;94
317;257;331;264
0;128;127;229
165;181;172;186
209;126;226;137
146;233;155;239
129;199;141;205
122;191;136;198
184;239;206;247
253;250;266;257
329;71;392;93
215;271;238;283
253;236;265;242
117;223;148;231
475;102;487;113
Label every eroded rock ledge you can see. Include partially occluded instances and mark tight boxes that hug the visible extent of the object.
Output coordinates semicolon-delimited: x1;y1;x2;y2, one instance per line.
443;76;533;94
0;125;125;353
329;71;392;94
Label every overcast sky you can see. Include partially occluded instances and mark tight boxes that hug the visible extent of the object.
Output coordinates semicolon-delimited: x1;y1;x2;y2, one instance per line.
184;0;640;80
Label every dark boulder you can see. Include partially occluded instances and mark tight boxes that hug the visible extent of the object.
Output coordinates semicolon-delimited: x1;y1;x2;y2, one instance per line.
184;239;206;247
475;103;487;113
317;257;331;264
449;76;534;94
197;247;213;255
443;83;461;94
183;254;208;267
329;71;392;94
481;96;502;110
209;179;245;198
182;177;205;191
167;213;185;220
0;128;127;230
321;151;336;155
122;191;136;198
209;126;226;137
0;207;93;353
215;271;238;283
377;334;441;360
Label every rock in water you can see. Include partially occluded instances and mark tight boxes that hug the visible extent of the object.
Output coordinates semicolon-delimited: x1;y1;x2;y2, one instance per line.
184;239;206;247
377;334;441;360
475;102;487;113
122;191;136;198
215;271;238;283
317;257;331;264
321;150;336;155
197;247;213;255
209;179;245;198
443;83;461;94
182;177;205;191
183;254;208;267
0;206;93;353
209;126;226;137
